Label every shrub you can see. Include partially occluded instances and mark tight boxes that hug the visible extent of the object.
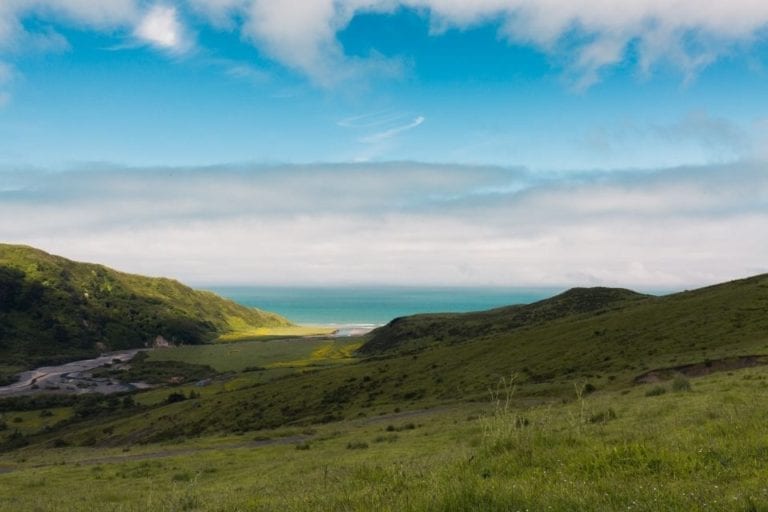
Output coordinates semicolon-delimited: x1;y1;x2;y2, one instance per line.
672;376;692;392
589;408;617;424
385;423;417;432
645;385;667;397
243;366;266;372
346;441;369;450
295;441;311;450
373;434;399;443
165;392;187;404
172;472;193;482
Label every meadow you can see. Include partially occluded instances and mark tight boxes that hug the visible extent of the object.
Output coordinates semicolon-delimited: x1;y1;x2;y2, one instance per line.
147;336;362;372
1;367;768;511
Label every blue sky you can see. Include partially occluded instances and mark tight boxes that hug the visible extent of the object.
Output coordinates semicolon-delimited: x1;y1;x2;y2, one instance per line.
0;1;767;287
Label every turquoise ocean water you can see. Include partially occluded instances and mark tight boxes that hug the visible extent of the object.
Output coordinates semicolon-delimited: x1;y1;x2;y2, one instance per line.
204;287;564;326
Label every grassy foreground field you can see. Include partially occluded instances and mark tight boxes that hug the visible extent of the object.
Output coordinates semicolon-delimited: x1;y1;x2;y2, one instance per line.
2;367;768;511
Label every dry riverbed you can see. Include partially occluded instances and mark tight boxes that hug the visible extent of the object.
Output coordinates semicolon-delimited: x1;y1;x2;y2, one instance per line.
0;350;151;397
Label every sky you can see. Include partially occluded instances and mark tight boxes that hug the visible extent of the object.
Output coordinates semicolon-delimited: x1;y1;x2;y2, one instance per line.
0;1;767;288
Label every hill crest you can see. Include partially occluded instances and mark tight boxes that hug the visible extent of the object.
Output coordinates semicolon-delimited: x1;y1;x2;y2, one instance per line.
360;285;651;355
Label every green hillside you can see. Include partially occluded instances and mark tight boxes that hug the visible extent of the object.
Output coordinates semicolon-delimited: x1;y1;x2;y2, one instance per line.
3;272;768;510
360;286;651;354
0;244;290;373
20;272;767;447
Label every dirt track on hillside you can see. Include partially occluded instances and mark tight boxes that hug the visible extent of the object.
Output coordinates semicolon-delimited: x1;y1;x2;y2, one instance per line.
634;355;768;384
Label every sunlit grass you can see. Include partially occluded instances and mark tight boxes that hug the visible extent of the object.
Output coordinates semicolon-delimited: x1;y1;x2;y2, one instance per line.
3;368;768;511
146;337;361;373
217;325;336;343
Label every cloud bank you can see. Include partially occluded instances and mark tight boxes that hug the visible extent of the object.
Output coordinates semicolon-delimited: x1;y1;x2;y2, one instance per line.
1;161;766;288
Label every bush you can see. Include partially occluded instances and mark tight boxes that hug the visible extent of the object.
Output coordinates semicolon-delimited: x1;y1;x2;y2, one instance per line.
373;434;399;443
171;472;193;482
295;441;311;450
645;385;667;397
385;422;417;432
672;376;692;392
346;441;369;450
165;392;187;404
589;408;617;424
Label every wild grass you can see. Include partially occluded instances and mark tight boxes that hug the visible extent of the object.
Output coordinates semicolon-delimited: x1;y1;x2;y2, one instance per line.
3;368;768;511
146;337;362;373
216;325;337;343
2;272;768;509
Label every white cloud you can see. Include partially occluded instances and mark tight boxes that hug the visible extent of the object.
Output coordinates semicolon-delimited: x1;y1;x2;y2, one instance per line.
186;0;248;28
359;116;425;143
2;1;768;86
0;1;193;55
32;0;139;27
134;5;190;52
184;0;768;86
338;111;426;160
0;0;139;49
1;161;766;288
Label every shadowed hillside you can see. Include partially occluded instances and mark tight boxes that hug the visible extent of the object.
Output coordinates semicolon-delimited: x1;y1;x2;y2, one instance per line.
0;244;289;373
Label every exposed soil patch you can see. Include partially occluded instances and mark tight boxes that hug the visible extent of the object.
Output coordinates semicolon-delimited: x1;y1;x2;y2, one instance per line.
634;355;768;384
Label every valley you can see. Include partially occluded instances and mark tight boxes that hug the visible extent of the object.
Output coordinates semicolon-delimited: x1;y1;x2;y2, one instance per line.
1;246;768;510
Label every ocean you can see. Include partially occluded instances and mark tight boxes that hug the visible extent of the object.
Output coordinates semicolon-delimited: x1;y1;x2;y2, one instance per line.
204;286;564;326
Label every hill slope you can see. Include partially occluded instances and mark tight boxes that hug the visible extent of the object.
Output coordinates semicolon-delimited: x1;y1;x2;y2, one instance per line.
360;286;651;354
0;244;289;371
35;272;768;447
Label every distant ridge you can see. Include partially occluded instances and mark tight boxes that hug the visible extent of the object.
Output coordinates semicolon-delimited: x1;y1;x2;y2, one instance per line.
0;244;290;372
360;285;650;355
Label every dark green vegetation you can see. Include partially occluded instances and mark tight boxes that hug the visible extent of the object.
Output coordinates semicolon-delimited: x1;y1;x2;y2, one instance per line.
0;244;289;377
361;286;650;354
1;270;768;510
91;352;217;385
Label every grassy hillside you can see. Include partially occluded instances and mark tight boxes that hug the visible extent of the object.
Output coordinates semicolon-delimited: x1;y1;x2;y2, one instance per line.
5;272;764;449
0;244;289;374
3;364;768;511
360;286;651;354
2;273;768;510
